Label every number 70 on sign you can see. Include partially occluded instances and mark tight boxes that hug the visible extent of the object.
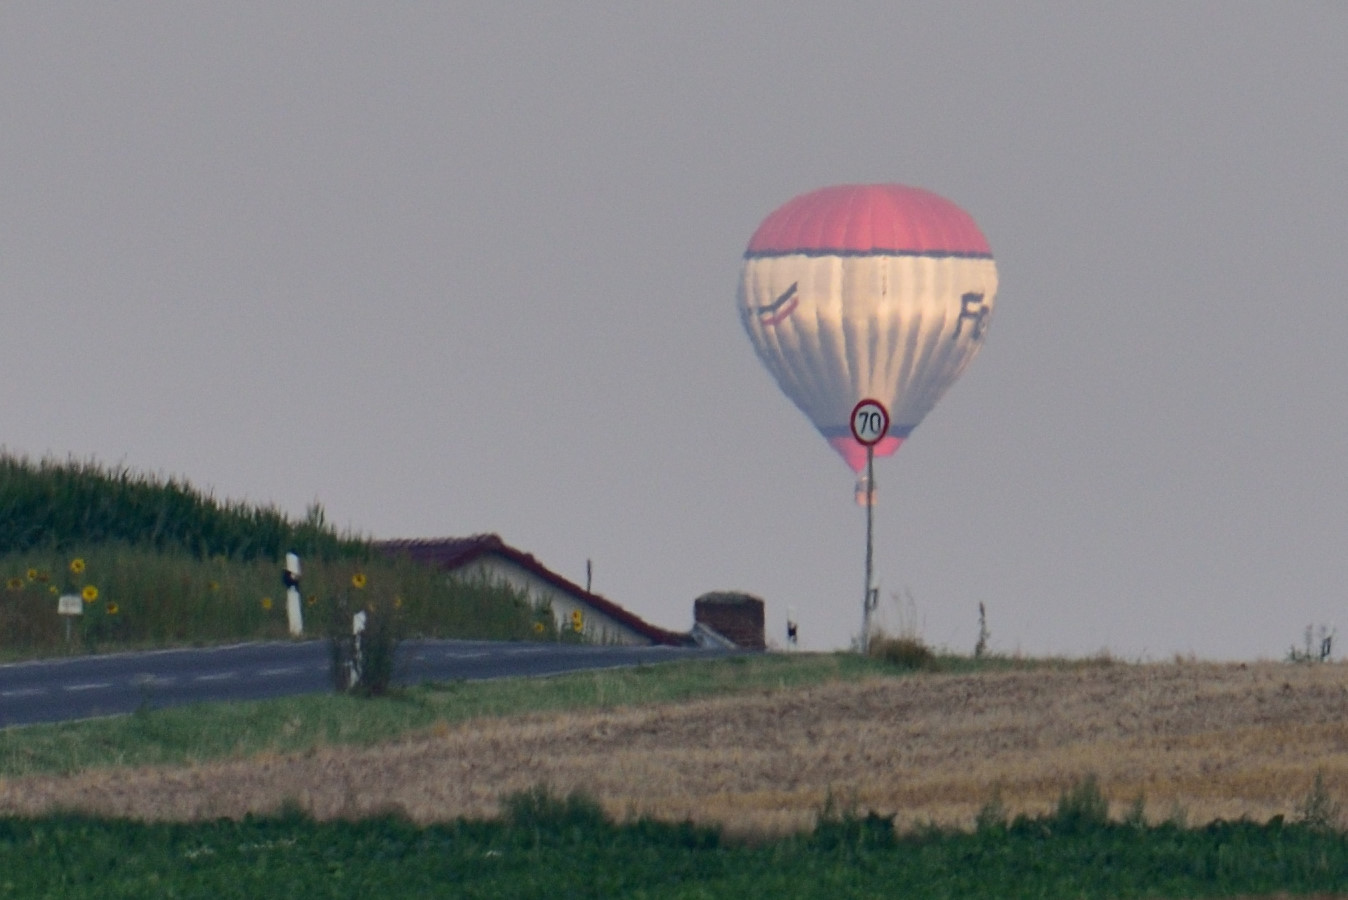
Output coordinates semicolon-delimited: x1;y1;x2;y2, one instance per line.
849;399;890;446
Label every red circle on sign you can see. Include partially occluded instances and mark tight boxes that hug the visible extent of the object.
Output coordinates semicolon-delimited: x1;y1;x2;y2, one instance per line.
850;399;890;446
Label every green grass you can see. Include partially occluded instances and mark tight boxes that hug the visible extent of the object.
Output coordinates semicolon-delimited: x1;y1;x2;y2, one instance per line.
0;453;561;657
0;544;547;658
0;804;1345;898
0;652;1111;779
0;653;900;777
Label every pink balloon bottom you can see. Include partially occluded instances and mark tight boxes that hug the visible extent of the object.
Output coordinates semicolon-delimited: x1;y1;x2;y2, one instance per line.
828;435;904;473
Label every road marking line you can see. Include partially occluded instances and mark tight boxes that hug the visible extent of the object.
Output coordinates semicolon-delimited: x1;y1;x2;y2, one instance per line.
63;682;112;692
1;688;47;698
259;666;302;676
193;672;237;682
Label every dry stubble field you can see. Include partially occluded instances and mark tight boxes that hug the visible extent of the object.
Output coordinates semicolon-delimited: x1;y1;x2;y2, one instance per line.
4;659;1348;838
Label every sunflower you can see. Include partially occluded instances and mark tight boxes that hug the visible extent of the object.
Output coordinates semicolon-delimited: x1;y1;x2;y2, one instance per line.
6;577;23;591
48;585;58;595
105;601;119;615
393;595;404;609
26;568;38;581
82;585;99;603
70;558;86;575
208;580;220;592
351;573;367;590
305;594;317;607
261;596;273;610
532;621;545;634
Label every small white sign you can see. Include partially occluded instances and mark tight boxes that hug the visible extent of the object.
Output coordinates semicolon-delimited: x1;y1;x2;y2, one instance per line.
58;594;83;616
850;398;890;446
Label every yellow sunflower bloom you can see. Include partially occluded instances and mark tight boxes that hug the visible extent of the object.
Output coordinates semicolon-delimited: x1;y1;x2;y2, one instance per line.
82;585;99;602
305;594;317;606
533;621;545;634
6;577;24;591
393;595;404;609
351;573;367;590
261;596;273;610
70;558;86;574
105;601;119;615
26;568;38;581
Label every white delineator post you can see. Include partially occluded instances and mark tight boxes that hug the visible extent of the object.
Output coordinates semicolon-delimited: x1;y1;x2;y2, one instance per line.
350;610;367;688
284;551;303;636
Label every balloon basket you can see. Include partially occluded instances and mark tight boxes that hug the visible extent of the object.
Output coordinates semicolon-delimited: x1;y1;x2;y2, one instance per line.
854;474;876;507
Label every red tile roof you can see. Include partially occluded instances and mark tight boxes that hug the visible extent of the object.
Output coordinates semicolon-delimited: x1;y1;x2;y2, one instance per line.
373;534;689;647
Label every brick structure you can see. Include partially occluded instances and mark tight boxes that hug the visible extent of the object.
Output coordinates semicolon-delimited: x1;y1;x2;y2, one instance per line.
693;592;765;650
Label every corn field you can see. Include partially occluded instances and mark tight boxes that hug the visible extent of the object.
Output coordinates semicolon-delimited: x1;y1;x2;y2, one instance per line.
0;453;365;561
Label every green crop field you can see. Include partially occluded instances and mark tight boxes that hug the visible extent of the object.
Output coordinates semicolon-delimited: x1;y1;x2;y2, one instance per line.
2;796;1347;899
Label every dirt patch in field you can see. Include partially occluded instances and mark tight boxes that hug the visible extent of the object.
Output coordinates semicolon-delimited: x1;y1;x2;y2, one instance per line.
4;660;1348;836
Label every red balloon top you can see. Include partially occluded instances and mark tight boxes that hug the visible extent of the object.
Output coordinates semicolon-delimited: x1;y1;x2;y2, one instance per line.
745;184;992;258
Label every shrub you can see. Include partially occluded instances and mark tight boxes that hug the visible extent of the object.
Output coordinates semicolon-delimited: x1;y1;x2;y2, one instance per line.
868;633;936;671
1123;791;1147;829
1295;772;1342;832
975;783;1009;833
1053;773;1110;833
812;789;896;850
501;784;609;831
328;569;403;696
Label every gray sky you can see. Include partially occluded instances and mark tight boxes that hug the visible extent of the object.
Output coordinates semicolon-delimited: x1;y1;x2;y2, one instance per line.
3;4;1345;659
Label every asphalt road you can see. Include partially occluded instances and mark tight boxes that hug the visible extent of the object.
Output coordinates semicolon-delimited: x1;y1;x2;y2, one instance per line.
0;639;735;728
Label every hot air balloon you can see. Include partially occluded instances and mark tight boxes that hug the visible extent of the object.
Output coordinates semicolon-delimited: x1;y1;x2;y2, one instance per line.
738;184;998;500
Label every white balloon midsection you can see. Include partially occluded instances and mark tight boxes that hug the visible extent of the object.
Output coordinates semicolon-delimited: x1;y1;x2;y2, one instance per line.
739;253;999;437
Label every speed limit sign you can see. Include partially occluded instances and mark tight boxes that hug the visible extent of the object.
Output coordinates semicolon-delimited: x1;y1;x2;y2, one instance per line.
850;399;890;446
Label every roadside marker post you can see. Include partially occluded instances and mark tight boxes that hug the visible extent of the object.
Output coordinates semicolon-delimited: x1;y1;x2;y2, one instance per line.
283;551;303;637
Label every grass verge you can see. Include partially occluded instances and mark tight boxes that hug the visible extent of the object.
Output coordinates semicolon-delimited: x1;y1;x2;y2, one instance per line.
0;651;1007;779
0;544;547;658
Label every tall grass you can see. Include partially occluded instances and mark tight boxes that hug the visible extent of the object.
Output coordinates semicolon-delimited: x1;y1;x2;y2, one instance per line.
0;544;544;655
0;454;555;654
0;453;365;561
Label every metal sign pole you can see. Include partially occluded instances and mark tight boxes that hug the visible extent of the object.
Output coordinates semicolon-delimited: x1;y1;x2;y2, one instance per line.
849;398;888;655
862;444;875;652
